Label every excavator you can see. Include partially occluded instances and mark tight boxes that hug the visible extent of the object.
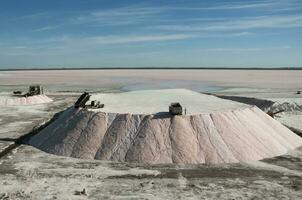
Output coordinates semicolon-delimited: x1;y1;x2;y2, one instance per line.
266;109;285;118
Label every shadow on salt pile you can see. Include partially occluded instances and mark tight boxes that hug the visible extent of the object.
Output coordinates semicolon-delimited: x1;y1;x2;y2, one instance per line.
152;112;173;119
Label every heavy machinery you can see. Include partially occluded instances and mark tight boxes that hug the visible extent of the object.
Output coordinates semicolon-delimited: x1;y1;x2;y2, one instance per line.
13;85;44;97
266;109;285;118
89;100;104;109
169;102;183;115
74;92;104;109
74;92;91;108
26;85;44;97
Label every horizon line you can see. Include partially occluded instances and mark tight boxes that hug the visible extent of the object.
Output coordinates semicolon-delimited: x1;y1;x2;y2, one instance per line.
1;67;302;71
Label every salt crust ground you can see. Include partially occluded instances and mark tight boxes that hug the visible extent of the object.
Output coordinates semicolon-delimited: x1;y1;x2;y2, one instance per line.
1;97;301;198
1;145;302;200
28;89;302;164
0;94;53;106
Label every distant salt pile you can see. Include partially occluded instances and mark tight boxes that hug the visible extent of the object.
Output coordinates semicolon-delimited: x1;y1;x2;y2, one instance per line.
28;89;302;164
0;94;53;106
268;99;302;113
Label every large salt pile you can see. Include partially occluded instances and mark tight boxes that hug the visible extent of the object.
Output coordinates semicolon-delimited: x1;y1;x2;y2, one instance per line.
28;89;302;164
0;94;52;106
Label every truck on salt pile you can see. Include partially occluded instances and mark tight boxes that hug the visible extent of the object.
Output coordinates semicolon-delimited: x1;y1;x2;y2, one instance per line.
169;102;183;115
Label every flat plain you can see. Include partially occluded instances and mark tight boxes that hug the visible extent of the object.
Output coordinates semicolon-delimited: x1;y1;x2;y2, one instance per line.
0;69;302;199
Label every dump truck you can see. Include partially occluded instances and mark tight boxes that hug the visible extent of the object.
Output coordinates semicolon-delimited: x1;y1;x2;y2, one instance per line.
169;102;183;115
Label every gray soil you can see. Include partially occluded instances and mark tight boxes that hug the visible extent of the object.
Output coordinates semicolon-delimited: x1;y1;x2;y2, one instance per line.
0;145;302;199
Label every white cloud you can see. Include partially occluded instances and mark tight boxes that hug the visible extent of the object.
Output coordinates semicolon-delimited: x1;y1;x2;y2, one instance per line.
72;1;294;27
154;14;302;32
3;0;301;58
204;15;302;31
12;0;302;34
33;25;59;32
0;34;196;56
12;12;50;21
88;34;195;45
169;0;301;12
25;32;252;48
199;46;291;52
73;5;163;26
173;1;277;10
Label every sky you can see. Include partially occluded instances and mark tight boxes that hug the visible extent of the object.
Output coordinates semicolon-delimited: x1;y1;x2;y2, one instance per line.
0;0;302;69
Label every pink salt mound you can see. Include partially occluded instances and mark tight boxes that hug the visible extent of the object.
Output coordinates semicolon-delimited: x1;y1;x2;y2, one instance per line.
28;89;302;164
0;95;53;106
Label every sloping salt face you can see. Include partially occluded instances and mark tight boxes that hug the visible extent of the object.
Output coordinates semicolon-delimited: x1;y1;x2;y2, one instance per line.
89;89;248;114
0;94;53;106
28;105;302;165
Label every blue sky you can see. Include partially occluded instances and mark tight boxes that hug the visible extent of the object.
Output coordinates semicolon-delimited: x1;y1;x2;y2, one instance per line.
0;0;302;68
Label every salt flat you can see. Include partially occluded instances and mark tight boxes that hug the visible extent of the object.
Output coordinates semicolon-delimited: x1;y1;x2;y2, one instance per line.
0;69;302;90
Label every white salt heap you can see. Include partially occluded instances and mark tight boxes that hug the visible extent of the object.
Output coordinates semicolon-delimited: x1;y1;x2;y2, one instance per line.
28;89;302;164
0;94;52;106
91;89;247;114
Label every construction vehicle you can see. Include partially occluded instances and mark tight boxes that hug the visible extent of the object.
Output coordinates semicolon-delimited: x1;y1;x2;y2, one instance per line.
169;102;183;115
266;109;285;118
13;85;44;97
26;85;44;97
89;100;104;109
74;92;91;108
74;92;104;109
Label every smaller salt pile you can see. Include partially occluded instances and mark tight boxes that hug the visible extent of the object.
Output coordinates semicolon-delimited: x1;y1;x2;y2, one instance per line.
0;85;52;106
0;94;53;106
